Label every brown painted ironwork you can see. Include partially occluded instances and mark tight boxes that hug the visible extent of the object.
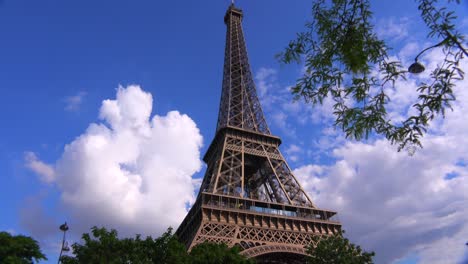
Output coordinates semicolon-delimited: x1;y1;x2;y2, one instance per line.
176;4;341;262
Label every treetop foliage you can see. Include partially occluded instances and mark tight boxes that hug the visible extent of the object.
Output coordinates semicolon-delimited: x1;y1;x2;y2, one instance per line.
0;231;47;264
280;0;466;154
60;227;188;264
307;230;375;264
189;242;254;264
0;227;376;264
60;227;253;264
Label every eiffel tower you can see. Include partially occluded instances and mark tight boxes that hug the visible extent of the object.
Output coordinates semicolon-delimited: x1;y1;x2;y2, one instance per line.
176;4;341;263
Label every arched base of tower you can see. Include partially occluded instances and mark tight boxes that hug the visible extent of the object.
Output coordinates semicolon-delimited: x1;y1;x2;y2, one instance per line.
241;244;308;264
254;252;307;264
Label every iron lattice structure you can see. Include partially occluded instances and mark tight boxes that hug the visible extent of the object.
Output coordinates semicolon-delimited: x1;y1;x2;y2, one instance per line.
176;4;341;263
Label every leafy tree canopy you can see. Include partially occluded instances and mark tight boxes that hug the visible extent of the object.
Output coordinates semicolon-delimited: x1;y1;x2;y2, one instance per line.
60;227;188;264
0;231;47;264
60;227;253;264
307;231;375;264
189;242;254;264
280;0;466;153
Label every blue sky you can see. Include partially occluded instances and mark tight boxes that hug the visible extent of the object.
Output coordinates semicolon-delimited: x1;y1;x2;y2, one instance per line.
1;0;468;263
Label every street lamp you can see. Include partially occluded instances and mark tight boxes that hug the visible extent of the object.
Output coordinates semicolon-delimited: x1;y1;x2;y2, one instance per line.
408;60;425;74
58;222;69;264
408;38;449;74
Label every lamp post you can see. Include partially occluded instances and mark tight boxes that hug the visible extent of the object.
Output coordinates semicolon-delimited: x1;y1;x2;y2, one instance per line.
408;28;468;74
58;222;69;264
407;38;448;74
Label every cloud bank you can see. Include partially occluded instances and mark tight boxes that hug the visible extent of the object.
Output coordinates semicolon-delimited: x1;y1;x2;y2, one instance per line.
255;23;468;262
295;137;468;263
290;48;468;263
26;85;203;237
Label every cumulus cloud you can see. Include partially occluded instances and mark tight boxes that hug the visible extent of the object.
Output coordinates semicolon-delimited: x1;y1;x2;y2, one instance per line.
24;152;55;183
295;137;468;263
255;67;312;137
255;66;344;135
285;144;302;162
253;69;294;136
376;17;410;41
255;67;277;99
292;54;468;263
253;11;468;263
64;91;87;112
27;85;203;237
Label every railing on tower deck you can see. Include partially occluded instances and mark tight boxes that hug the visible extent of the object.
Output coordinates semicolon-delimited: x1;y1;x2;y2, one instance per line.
250;206;297;217
200;192;340;223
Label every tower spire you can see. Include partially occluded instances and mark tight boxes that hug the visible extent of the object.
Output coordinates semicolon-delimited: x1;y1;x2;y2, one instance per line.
218;3;270;134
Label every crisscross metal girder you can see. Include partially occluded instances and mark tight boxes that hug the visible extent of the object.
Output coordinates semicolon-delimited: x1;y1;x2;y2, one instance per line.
200;127;315;208
216;5;270;135
176;4;342;259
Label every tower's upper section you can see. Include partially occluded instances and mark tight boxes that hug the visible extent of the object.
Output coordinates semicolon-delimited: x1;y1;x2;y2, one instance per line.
224;4;243;24
216;4;271;135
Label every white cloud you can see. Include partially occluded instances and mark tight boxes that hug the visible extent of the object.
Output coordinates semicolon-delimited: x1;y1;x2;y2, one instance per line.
309;96;335;124
376;17;410;41
27;85;203;237
293;55;468;263
285;144;302;162
285;144;301;154
255;67;277;98
255;67;330;137
24;152;55;183
398;42;421;63
64;91;87;112
254;12;468;264
295;137;468;263
269;111;297;138
255;65;346;136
